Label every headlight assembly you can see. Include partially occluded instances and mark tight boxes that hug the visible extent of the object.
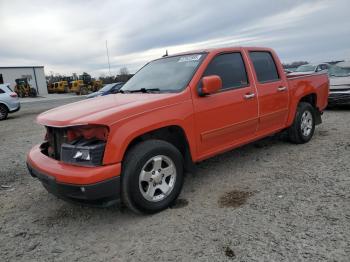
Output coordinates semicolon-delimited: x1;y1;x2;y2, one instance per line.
61;139;106;166
43;124;109;166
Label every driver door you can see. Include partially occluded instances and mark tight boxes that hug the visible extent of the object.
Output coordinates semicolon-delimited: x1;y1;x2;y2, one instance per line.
192;52;259;158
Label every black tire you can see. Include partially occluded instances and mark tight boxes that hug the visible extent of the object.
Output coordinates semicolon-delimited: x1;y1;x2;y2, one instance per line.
288;102;316;144
80;87;88;95
30;88;37;97
0;104;9;121
121;139;184;214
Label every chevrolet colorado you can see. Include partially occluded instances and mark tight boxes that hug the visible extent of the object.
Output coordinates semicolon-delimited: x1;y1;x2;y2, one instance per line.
27;47;329;214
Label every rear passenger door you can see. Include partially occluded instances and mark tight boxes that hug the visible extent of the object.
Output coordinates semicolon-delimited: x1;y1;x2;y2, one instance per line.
193;52;258;157
248;51;289;134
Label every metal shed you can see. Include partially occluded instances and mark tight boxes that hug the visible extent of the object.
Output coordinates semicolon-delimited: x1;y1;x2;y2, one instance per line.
0;66;47;95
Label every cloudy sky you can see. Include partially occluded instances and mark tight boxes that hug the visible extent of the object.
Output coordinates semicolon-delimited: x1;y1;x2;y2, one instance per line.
0;0;349;77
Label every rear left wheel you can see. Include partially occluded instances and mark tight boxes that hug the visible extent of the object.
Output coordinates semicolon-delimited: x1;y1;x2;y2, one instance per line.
0;104;9;121
121;140;184;214
288;102;316;144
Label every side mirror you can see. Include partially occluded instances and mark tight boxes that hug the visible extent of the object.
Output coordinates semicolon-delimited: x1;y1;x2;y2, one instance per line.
199;75;222;96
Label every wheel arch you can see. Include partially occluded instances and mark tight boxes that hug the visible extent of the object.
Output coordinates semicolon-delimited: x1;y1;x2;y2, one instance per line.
122;125;195;173
287;92;318;126
300;93;317;108
103;117;197;172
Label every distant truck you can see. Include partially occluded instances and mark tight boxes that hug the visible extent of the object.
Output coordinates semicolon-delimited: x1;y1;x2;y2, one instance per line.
27;47;329;214
328;63;350;105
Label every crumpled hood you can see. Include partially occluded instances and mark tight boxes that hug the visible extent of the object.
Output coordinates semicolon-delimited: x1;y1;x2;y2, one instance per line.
37;93;179;127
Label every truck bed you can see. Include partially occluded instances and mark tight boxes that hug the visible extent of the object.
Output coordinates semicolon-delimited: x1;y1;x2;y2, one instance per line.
286;72;329;112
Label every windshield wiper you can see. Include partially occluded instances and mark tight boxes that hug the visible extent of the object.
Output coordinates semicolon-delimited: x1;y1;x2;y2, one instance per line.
127;88;161;93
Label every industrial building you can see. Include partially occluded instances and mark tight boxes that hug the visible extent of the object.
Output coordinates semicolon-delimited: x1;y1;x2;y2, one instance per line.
0;66;47;95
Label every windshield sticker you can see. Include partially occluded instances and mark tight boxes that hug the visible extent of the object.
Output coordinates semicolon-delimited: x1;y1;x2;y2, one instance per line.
178;54;202;63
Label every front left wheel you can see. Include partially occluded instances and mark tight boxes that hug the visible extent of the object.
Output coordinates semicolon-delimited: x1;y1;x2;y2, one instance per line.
80;86;88;95
121;140;184;214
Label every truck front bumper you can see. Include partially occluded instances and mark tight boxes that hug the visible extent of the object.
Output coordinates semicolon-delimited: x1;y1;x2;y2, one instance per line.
26;144;122;206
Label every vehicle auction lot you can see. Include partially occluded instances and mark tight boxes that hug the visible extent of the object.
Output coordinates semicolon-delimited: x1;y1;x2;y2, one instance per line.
0;98;349;261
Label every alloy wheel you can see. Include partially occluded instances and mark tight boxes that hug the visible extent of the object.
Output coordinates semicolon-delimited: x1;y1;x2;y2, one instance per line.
138;155;177;202
301;110;313;137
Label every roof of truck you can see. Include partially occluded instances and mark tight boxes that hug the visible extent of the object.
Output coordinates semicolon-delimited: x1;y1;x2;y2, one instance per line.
167;46;272;57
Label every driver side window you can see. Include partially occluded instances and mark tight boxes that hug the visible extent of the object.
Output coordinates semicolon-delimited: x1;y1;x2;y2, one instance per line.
203;53;249;90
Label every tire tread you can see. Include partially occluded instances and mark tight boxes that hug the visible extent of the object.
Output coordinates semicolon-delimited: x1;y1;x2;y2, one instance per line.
288;102;315;144
121;139;184;214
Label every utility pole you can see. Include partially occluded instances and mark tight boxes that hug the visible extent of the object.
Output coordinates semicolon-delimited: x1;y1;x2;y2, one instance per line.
105;40;111;76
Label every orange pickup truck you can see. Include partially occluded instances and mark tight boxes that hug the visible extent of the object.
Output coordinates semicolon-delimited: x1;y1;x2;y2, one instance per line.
27;47;329;213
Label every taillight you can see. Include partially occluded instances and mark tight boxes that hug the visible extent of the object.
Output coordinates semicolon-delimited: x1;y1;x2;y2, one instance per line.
10;92;17;97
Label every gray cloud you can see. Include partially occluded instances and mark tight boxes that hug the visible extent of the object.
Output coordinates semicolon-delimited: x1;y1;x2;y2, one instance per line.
0;0;349;76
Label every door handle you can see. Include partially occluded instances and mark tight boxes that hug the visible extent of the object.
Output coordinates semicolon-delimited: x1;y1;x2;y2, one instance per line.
244;93;255;99
277;86;287;92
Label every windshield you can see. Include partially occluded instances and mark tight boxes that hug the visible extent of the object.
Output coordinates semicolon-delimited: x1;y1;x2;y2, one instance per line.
295;64;316;72
121;54;206;93
328;65;350;77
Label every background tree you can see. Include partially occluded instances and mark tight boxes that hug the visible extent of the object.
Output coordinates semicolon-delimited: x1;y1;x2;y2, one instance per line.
119;67;129;76
116;67;133;82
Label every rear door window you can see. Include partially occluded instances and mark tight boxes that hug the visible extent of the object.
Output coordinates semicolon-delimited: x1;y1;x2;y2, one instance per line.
203;53;249;90
249;51;280;82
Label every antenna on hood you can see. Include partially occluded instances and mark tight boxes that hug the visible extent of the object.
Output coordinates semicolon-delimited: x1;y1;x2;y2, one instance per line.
162;50;168;57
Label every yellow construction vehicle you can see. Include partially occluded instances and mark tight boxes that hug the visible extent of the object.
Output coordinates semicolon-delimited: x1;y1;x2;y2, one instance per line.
69;73;100;95
14;78;37;97
53;80;69;93
47;82;55;93
69;79;89;95
91;79;103;92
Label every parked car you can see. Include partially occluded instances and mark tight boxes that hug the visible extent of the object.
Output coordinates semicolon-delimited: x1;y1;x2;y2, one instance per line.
86;82;125;99
0;83;20;120
289;63;329;76
27;47;329;214
328;64;350;105
336;61;350;69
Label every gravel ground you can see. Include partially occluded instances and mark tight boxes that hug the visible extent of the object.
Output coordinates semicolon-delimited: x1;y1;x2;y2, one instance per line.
0;99;349;261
